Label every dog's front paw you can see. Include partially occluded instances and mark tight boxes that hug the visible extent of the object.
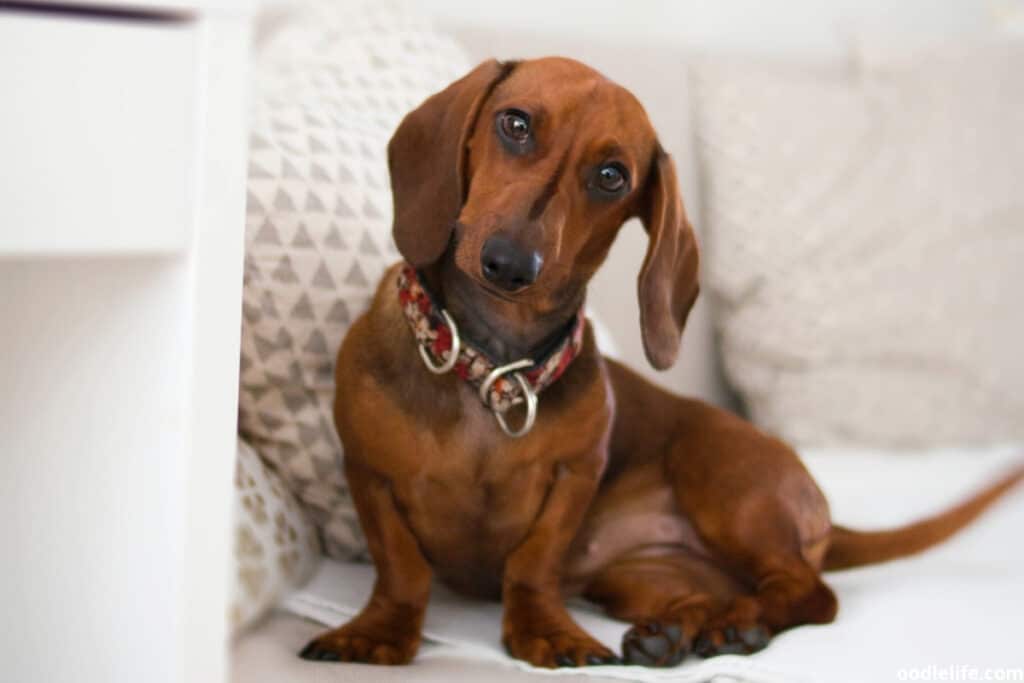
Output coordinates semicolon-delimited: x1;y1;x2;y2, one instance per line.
299;623;420;665
503;628;619;668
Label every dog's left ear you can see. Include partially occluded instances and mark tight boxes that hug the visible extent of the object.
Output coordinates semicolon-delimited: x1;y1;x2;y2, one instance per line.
388;59;514;267
635;145;700;371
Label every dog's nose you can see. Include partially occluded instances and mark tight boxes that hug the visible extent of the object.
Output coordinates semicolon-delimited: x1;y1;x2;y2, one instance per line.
480;235;543;292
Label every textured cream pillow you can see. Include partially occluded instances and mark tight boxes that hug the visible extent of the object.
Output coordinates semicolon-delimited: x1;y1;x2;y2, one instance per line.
692;40;1024;448
238;1;471;558
230;437;320;634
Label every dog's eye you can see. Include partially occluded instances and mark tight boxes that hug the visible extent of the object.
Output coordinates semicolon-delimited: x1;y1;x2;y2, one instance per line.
497;110;531;146
594;163;628;195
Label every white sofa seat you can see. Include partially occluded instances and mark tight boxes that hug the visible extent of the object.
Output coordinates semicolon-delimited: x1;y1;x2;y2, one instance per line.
233;446;1024;683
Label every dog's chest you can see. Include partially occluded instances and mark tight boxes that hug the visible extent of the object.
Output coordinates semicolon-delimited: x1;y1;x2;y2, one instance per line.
394;408;557;596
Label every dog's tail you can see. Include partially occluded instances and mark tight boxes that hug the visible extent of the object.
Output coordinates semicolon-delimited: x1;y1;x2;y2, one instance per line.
823;464;1024;571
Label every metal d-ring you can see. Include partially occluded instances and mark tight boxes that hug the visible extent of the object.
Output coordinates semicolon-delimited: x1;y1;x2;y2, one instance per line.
478;359;537;438
418;309;461;374
493;373;537;438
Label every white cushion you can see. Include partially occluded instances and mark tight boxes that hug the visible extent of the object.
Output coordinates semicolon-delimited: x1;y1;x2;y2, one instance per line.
691;39;1024;448
230;437;320;634
238;0;472;559
275;446;1024;683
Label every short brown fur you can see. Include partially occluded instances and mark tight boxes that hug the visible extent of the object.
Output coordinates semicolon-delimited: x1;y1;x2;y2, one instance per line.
300;58;1024;668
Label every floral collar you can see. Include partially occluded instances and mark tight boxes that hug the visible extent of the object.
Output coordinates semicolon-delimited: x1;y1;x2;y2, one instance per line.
397;264;585;437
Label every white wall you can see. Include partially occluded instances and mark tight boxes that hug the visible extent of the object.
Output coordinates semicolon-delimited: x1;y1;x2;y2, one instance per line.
428;0;1012;56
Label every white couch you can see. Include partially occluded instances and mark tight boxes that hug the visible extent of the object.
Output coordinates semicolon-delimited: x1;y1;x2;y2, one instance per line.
230;16;1024;683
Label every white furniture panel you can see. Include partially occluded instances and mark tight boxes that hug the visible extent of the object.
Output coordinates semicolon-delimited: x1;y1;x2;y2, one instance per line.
0;10;195;255
0;3;252;683
0;258;192;683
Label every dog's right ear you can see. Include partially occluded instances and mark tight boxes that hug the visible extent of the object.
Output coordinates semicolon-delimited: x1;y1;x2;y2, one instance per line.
388;59;514;268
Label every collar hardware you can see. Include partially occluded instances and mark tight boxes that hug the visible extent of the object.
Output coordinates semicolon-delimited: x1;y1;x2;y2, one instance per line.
418;308;461;374
396;265;584;438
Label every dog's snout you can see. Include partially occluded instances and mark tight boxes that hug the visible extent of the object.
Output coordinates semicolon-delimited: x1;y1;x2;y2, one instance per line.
481;235;543;292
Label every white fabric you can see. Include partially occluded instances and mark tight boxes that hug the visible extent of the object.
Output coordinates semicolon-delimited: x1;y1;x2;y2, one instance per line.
692;40;1024;448
281;445;1024;683
232;610;579;683
230;438;321;635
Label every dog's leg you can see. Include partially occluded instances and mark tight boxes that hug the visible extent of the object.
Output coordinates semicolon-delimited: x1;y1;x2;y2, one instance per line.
664;436;839;658
584;554;745;666
502;464;620;668
299;460;432;665
605;360;838;659
692;551;837;658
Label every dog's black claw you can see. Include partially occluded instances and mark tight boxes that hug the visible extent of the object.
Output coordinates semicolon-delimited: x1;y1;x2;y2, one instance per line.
723;626;738;642
555;653;576;667
694;635;714;658
299;642;341;662
740;625;771;651
586;654;604;665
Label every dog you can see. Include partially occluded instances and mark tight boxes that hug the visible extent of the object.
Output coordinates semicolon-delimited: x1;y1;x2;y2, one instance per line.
298;57;1024;668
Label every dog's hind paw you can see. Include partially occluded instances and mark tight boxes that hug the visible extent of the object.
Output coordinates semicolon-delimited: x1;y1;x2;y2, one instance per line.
693;623;771;657
622;621;690;667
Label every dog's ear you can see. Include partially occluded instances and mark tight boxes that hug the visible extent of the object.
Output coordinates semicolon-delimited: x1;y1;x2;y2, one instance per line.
635;145;700;370
388;59;513;267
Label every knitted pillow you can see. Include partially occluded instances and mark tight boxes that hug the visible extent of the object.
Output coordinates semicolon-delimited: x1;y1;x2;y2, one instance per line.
691;40;1024;448
238;1;471;559
230;437;320;634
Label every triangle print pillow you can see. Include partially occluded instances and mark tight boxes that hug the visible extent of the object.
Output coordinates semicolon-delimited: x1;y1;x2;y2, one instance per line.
239;1;471;559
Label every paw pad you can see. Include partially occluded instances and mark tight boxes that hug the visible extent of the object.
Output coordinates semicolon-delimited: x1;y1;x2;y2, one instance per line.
622;621;689;667
694;624;770;657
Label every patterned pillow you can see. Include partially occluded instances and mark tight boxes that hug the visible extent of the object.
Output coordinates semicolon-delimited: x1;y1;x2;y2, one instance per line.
230;437;320;633
238;0;471;558
691;40;1024;448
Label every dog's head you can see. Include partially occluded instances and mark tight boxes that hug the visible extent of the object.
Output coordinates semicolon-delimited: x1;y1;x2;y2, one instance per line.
388;57;699;370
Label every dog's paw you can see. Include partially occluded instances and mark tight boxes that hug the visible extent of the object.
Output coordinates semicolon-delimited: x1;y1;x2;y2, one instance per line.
689;595;772;658
503;630;620;668
693;621;771;657
622;621;690;667
298;625;420;665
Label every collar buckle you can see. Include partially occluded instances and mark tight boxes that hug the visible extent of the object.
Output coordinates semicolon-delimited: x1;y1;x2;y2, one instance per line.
479;359;537;438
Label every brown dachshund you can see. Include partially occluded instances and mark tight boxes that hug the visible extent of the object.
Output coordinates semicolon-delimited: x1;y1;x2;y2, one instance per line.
299;57;1024;668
